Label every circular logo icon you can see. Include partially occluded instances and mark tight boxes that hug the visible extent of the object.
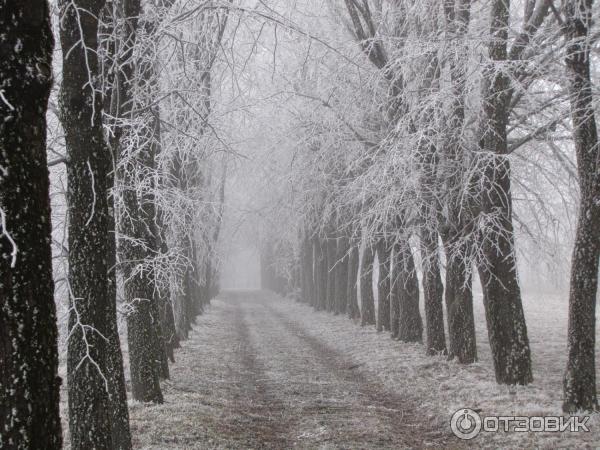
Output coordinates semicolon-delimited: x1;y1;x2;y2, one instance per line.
451;408;482;440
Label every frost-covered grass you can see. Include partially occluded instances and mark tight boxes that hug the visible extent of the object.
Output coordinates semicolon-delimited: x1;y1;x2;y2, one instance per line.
58;289;599;449
268;290;600;449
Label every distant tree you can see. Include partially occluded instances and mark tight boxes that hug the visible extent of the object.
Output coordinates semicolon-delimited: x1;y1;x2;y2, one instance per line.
392;239;423;343
360;242;376;326
335;233;350;315
315;237;328;310
326;233;338;312
346;238;361;320
376;239;392;331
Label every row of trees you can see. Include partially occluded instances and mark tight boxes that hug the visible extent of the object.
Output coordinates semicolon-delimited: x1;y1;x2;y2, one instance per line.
1;1;229;448
260;0;599;413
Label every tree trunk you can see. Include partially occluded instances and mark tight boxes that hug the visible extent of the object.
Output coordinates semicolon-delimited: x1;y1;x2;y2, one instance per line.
441;0;477;366
326;236;337;312
119;155;164;400
562;0;599;412
310;236;319;308
59;0;116;447
114;2;164;403
346;241;360;320
175;259;193;340
377;239;392;332
301;231;313;304
105;206;133;448
442;237;477;364
100;3;134;446
315;238;328;311
477;0;532;385
420;230;446;355
154;287;171;380
392;240;423;342
0;3;62;448
335;235;349;315
360;243;376;326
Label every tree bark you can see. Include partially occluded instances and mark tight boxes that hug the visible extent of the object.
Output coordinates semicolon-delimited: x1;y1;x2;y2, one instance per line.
420;230;447;355
360;243;376;326
478;0;532;385
442;238;477;363
335;235;349;315
0;3;62;448
105;206;133;447
377;239;392;332
326;236;337;312
175;255;193;340
154;285;171;380
347;241;360;320
315;237;328;311
301;231;314;304
562;0;599;413
115;0;164;403
441;0;477;366
309;236;319;308
59;0;115;447
392;240;423;342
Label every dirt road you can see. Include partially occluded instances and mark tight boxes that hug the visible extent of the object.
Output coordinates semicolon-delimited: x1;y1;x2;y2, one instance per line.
129;290;454;449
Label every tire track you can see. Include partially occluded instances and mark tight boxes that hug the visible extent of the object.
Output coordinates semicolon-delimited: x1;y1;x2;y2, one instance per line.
225;291;292;449
253;294;455;448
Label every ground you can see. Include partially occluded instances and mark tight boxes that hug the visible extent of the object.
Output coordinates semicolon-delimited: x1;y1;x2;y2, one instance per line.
127;290;450;449
59;288;600;449
123;289;598;449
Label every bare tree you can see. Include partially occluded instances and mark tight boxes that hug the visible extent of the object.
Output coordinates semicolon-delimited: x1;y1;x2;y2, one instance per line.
59;0;116;446
0;2;62;448
560;0;599;413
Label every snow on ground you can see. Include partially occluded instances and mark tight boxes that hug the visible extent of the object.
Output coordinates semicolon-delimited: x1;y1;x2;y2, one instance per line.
58;289;599;449
124;291;452;449
267;289;600;449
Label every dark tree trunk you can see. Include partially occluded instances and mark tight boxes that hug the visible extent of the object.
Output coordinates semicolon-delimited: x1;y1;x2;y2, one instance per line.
0;3;62;448
187;247;201;322
153;150;175;372
377;239;392;332
335;235;350;315
160;295;179;361
120;138;165;399
105;207;133;448
315;238;328;311
100;3;134;446
124;260;164;402
59;0;116;447
175;259;193;340
326;236;337;312
310;236;319;308
442;237;477;364
420;230;447;355
392;240;423;342
441;0;477;366
477;0;532;385
347;241;360;320
360;243;376;326
154;285;171;380
112;1;164;403
562;0;599;413
301;232;313;304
